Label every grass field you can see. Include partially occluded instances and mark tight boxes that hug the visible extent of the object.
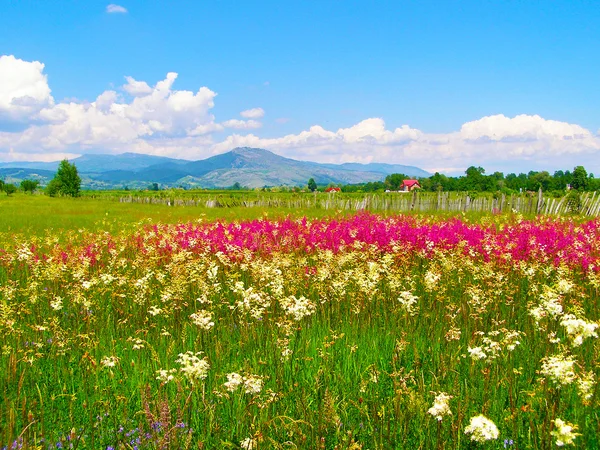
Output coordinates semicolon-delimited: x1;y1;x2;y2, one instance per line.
1;195;599;449
0;193;343;237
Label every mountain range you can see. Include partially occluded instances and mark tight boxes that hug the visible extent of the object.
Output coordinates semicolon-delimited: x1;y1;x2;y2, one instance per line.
0;147;429;189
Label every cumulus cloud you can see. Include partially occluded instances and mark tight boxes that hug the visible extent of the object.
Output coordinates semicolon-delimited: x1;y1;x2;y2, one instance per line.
460;114;591;142
0;55;53;128
0;65;219;157
1;55;599;173
240;107;265;119
222;119;262;130
106;4;128;14
209;116;600;172
122;76;152;96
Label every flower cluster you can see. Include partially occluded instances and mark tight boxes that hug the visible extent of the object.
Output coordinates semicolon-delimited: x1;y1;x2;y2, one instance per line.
464;415;499;443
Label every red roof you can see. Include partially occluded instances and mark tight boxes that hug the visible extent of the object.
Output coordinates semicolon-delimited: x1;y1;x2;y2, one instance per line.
325;187;342;192
401;180;420;187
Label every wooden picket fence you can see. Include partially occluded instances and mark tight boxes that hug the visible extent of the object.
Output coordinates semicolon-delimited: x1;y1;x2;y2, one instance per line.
117;190;600;217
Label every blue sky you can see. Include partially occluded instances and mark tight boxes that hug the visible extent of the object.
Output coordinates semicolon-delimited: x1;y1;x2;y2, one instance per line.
1;1;599;174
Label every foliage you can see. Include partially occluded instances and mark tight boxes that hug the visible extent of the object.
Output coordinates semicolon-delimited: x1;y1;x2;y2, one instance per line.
2;183;17;195
344;165;600;194
307;177;317;192
566;190;582;214
20;179;39;193
384;173;408;190
571;166;588;191
45;178;63;197
47;159;81;197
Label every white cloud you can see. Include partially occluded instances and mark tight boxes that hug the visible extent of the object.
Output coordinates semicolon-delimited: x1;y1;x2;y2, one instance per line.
0;55;53;126
106;4;128;14
1;56;599;174
0;66;218;157
240;107;265;119
222;119;262;130
460;114;591;141
122;76;152;96
275;117;290;124
209;116;600;173
0;149;79;162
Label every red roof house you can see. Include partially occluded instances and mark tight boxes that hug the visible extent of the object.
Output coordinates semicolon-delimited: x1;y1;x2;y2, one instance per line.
325;186;342;193
400;180;421;192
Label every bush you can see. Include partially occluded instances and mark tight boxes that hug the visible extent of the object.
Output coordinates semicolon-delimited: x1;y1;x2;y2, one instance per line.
20;179;39;194
566;190;582;214
3;183;17;196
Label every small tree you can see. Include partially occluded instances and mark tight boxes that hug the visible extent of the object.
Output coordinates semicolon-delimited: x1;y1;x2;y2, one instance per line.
3;183;17;196
47;160;81;197
307;178;317;192
571;166;588;191
20;179;40;194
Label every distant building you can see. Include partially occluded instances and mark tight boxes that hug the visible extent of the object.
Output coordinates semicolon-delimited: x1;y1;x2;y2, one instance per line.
325;187;342;193
400;180;421;192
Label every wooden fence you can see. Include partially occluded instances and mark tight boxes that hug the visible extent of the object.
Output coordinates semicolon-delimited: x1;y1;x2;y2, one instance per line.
117;190;600;217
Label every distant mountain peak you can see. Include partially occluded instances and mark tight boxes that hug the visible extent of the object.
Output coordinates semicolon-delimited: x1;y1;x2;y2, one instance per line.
0;147;429;189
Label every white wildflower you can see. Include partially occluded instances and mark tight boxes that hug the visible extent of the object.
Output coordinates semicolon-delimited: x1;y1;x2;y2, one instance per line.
467;346;487;360
548;332;561;344
190;310;215;330
577;371;595;402
240;437;257;450
540;354;577;386
281;295;316;321
156;368;176;383
223;372;243;392
464;415;499;443
427;392;452;421
50;297;63;311
130;338;145;350
176;351;210;385
223;372;264;394
556;279;574;294
560;314;598;347
148;305;162;316
101;356;119;368
16;244;34;262
424;270;441;290
243;374;263;394
551;418;579;446
397;291;419;315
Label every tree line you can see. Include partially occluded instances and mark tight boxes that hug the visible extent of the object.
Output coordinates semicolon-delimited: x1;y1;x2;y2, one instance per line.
340;165;597;194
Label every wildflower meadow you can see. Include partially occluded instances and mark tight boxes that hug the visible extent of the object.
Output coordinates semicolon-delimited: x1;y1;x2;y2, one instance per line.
1;211;599;449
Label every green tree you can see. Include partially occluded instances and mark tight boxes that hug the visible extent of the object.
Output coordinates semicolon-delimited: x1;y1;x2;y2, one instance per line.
0;179;4;192
20;179;40;194
47;160;81;197
3;183;17;196
571;166;588;191
307;178;317;192
384;173;408;191
45;178;63;197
